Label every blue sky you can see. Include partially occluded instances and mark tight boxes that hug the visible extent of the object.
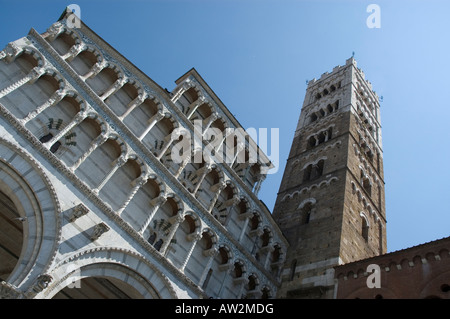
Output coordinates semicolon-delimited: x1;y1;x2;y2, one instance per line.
1;0;449;253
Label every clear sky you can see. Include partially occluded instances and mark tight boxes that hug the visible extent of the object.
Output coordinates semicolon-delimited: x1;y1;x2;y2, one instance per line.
1;0;449;253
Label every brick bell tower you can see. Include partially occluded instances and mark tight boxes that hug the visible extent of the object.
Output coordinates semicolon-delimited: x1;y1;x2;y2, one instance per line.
273;58;386;298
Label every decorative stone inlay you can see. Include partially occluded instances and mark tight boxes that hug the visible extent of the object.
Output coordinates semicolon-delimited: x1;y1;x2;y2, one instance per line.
90;222;110;241
68;203;89;222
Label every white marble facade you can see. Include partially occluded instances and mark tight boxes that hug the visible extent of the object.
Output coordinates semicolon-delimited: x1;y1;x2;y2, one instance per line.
0;10;288;299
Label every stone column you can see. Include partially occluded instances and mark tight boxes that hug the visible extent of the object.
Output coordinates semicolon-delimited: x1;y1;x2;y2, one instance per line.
253;174;266;196
202;112;219;134
180;232;202;272
186;97;205;119
139;195;167;234
208;181;227;212
242;163;253;182
44;111;87;149
0;66;45;99
161;214;184;256
93;154;127;193
198;247;218;287
231;143;245;167
71;133;108;171
117;174;147;215
170;81;190;103
235;277;249;299
156;132;178;160
217;263;233;298
81;60;107;80
174;155;191;179
100;77;127;100
192;165;212;195
21;89;66;124
215;129;233;154
238;212;254;243
118;93;147;120
138;111;165;141
250;227;264;255
63;42;87;61
262;244;275;269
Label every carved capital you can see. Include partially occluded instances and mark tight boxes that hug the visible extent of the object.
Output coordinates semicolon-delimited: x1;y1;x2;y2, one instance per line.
2;42;22;62
210;181;227;192
114;154;128;167
150;195;167;207
89;60;107;77
187;232;202;242
46;22;65;41
203;247;218;257
113;77;127;89
169;213;185;224
132;175;147;188
66;43;87;61
28;66;46;83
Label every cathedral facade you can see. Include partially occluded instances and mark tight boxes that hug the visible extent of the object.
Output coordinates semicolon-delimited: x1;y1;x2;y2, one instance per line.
0;9;288;299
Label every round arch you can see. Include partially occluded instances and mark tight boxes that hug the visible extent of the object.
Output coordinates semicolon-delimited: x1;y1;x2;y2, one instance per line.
41;247;177;299
0;138;61;290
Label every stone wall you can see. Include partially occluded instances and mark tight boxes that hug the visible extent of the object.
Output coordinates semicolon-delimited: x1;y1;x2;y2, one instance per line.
335;236;450;299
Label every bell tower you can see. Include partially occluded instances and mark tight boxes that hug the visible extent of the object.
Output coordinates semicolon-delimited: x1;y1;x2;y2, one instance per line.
272;58;386;298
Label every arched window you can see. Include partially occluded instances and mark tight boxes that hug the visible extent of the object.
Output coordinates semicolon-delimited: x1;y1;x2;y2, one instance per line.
361;171;372;195
360;213;369;242
303;164;312;182
317;131;326;144
301;203;312;225
303;160;324;182
309;113;318;124
298;198;316;226
311;160;324;180
327;104;333;114
307;136;316;150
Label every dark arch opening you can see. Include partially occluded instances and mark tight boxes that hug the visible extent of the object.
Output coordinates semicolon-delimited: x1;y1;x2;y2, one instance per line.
0;190;24;282
52;276;144;299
